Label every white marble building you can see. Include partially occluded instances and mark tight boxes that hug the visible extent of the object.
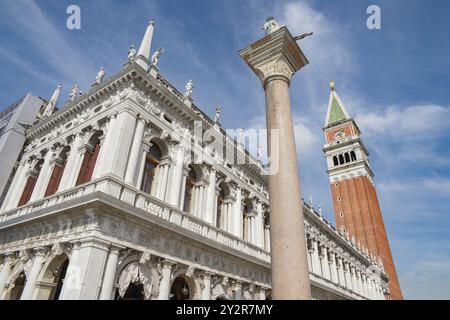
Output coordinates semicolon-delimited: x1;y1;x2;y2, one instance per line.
0;22;388;300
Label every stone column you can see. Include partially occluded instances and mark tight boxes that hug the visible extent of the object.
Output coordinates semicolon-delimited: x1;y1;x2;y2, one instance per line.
20;247;48;300
201;272;214;300
311;239;321;276
107;109;138;179
258;287;266;300
239;25;311;299
124;117;146;186
350;266;358;294
58;133;83;191
99;245;123;300
233;186;243;237
169;145;186;208
344;262;352;291
234;281;242;300
29;151;53;202
92;114;116;180
264;225;271;251
321;246;331;280
255;201;265;247
0;253;15;299
204;168;217;224
58;241;81;300
158;260;175;300
59;239;109;300
329;251;339;285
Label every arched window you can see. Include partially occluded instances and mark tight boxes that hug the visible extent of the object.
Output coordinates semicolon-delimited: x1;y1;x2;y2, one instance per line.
18;159;44;206
45;147;70;197
350;151;357;161
140;143;162;194
76;133;102;186
183;166;197;214
339;154;345;165
345;153;350;163
333;156;338;166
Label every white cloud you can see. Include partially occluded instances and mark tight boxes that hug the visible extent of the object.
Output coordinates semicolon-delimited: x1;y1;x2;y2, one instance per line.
356;104;450;142
424;177;450;197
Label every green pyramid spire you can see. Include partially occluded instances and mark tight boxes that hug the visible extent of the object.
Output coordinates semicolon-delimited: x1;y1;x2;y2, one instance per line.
325;81;350;126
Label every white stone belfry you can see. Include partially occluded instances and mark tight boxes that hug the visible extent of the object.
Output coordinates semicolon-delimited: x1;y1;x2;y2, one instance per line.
135;20;155;71
42;83;61;117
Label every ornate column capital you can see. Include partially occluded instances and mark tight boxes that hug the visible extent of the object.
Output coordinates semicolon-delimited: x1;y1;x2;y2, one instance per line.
33;246;48;257
239;26;309;88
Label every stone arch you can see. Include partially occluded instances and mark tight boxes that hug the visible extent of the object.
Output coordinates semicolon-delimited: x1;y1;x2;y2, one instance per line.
170;267;198;300
149;137;170;159
114;253;159;300
2;259;29;300
35;253;69;300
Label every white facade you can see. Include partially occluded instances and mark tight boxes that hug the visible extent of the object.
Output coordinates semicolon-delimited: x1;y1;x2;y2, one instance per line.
0;23;388;300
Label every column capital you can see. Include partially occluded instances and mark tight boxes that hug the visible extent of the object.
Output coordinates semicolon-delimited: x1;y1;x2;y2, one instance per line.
161;259;176;269
239;26;309;87
33;246;48;257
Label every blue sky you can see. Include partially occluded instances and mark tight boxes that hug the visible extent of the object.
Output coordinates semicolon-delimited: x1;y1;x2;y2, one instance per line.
1;0;449;299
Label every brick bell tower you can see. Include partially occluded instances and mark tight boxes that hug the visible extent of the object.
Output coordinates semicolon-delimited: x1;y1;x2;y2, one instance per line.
322;81;403;300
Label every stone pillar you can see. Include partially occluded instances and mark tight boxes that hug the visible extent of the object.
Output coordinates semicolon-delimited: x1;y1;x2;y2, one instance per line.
99;245;123;300
58;133;83;191
201;272;214;300
329;251;339;285
321;246;331;280
337;257;346;288
0;253;15;299
124;117;146;186
344;262;352;291
20;247;48;300
255;201;265;247
169;145;186;208
258;287;266;300
158;260;175;300
234;281;242;300
233;186;243;237
264;225;271;251
311;239;321;276
29;151;53;202
204;168;217;224
350;266;358;294
106;109;137;179
65;132;87;189
239;25;311;299
92;115;116;179
58;241;81;300
59;239;109;300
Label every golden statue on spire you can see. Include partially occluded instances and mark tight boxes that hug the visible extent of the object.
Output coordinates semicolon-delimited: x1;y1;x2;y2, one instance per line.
330;80;335;91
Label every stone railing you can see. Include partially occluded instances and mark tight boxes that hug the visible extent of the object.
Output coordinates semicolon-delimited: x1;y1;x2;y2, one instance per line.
0;176;271;264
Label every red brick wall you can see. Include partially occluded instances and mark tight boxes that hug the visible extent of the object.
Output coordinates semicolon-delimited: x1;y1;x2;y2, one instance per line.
330;176;403;300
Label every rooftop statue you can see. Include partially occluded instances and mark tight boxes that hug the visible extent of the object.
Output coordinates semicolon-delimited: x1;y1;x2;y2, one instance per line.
214;105;222;124
94;67;105;85
151;47;165;67
68;83;80;102
184;79;194;99
128;44;137;61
